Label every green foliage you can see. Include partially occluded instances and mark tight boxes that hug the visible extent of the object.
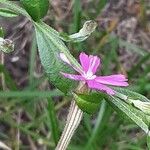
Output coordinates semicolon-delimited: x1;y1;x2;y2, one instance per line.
147;134;150;149
72;0;81;32
96;0;107;15
84;100;106;149
106;88;150;134
73;92;107;114
0;8;18;17
0;64;17;90
47;98;60;145
20;0;49;21
0;1;31;19
34;21;78;93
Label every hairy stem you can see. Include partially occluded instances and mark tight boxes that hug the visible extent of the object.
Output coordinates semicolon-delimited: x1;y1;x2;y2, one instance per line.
55;82;88;150
55;100;83;150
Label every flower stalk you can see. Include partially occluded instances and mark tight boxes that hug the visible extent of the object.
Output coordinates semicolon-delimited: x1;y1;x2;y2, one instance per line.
55;82;88;150
55;100;83;150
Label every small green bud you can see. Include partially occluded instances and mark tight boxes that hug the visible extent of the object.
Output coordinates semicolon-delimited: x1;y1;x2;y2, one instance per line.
73;92;104;114
66;20;98;42
78;20;97;36
20;0;49;21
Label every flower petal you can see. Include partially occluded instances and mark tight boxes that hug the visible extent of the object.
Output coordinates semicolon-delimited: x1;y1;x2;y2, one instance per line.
88;55;100;74
95;75;129;86
96;74;128;81
60;72;84;81
79;53;100;74
79;52;90;72
87;80;115;95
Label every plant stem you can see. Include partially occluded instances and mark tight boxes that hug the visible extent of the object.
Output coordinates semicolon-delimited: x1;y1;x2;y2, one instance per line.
55;100;83;150
55;82;88;150
0;52;6;90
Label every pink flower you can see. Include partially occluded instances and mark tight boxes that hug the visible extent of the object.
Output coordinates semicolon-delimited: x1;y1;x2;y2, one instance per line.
60;52;129;95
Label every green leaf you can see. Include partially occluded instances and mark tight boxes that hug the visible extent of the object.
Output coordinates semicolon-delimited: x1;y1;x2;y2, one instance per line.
96;0;107;15
0;8;18;17
147;133;150;149
34;21;81;93
0;1;31;20
35;21;81;70
60;20;97;43
0;90;63;99
46;98;59;145
0;0;8;2
105;88;150;134
85;100;106;149
114;87;150;102
107;96;149;133
20;0;49;21
0;64;17;90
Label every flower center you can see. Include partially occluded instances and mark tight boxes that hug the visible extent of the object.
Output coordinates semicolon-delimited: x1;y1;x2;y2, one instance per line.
82;71;96;80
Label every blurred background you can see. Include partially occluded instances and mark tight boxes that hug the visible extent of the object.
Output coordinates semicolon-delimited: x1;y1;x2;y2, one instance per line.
0;0;150;149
